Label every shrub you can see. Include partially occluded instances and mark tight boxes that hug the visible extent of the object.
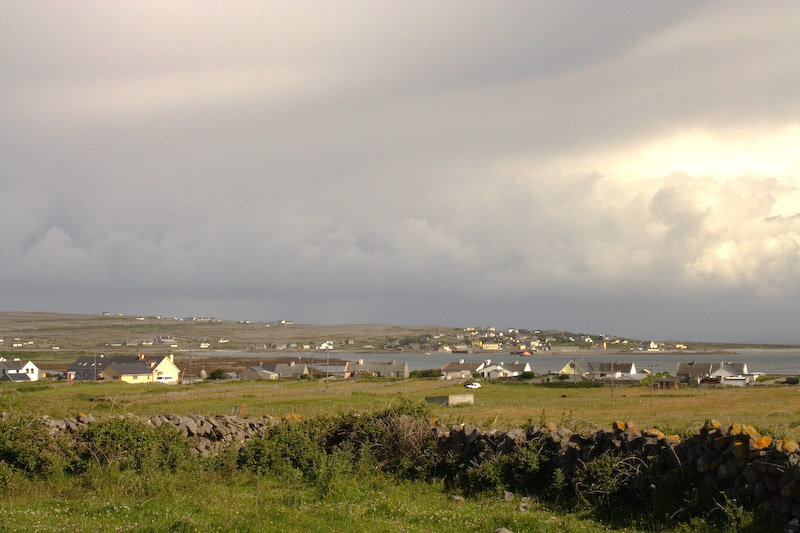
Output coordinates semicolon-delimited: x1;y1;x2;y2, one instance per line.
0;417;64;477
72;417;192;474
321;397;435;477
572;453;646;511
207;369;225;380
409;369;441;378
237;421;324;481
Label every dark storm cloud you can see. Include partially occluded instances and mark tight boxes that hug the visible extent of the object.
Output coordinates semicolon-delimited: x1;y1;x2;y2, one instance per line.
1;1;798;341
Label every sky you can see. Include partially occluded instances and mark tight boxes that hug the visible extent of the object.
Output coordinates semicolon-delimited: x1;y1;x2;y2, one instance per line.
1;1;799;343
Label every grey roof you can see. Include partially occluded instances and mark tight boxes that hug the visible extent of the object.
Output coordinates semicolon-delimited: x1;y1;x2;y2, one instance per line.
244;366;278;377
504;362;530;372
590;362;635;374
102;362;154;376
350;360;408;376
0;360;35;371
677;362;748;377
0;373;32;382
68;354;171;373
441;362;482;372
676;362;714;378
257;362;308;377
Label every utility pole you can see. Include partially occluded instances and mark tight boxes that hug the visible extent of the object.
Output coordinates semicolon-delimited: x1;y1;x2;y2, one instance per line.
650;364;656;416
610;360;614;397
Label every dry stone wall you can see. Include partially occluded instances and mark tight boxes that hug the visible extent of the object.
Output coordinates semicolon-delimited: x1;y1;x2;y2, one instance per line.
32;413;800;520
436;418;800;520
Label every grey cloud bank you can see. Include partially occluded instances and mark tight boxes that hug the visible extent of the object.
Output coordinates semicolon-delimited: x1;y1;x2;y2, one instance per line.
1;1;799;342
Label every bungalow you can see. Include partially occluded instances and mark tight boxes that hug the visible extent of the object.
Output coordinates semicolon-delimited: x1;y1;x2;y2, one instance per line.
349;359;409;378
311;362;350;379
100;362;157;383
66;354;180;383
241;361;309;380
676;362;714;384
479;361;531;379
0;358;40;381
241;366;280;380
558;359;641;381
676;361;754;386
710;362;752;386
441;360;485;381
591;361;639;379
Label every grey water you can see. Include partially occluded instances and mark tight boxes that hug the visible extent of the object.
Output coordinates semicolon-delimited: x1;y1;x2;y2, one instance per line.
208;348;800;374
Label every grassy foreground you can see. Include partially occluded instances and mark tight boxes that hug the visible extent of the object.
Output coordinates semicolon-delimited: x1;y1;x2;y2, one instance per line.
0;403;781;533
0;471;630;533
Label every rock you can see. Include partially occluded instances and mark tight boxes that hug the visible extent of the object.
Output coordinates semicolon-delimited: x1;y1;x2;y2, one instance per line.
493;528;513;533
503;490;514;502
751;435;773;451
450;495;465;504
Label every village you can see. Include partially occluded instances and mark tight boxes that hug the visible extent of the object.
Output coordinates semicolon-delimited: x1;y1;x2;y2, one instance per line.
0;318;788;388
0;351;770;389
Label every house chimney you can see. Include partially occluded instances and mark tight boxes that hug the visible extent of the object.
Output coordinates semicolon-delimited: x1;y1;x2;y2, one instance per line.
486;359;491;365
169;353;173;363
289;361;295;366
459;358;464;364
138;353;144;360
358;359;363;365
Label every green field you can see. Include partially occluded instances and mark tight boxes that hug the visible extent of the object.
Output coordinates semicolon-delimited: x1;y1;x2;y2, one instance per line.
3;378;799;440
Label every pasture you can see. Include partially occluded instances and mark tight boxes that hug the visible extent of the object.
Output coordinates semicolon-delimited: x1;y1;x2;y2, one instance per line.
3;377;798;439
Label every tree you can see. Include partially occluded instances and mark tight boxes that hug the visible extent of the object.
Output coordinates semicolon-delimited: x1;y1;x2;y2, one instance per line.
207;368;225;380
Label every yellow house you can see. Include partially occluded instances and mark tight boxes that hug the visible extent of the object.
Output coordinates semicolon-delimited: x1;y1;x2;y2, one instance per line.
100;362;156;383
95;354;181;384
481;342;501;350
146;354;181;383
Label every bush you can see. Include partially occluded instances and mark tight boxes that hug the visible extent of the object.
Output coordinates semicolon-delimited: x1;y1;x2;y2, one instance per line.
321;397;435;477
409;369;441;378
207;369;225;380
572;453;646;510
72;417;192;474
237;421;325;482
0;417;65;477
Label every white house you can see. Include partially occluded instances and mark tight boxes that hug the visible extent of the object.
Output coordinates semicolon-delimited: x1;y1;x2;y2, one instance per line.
710;362;751;386
0;358;40;381
479;361;531;379
558;359;642;381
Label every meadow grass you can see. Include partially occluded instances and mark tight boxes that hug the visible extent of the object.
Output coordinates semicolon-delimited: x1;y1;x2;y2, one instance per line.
0;467;639;533
3;378;798;439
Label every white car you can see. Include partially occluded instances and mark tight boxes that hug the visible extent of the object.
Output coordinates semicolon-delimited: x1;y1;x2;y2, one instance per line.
464;382;481;389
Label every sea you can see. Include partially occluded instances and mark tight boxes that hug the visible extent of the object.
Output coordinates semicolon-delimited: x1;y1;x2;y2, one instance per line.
208;348;800;375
